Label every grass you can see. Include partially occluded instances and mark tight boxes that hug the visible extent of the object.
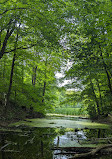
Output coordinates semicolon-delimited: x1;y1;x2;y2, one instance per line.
48;107;88;116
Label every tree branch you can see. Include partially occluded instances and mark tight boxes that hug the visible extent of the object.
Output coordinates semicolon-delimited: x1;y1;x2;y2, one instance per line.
0;17;15;33
0;16;21;59
0;8;28;16
0;23;16;59
4;43;38;54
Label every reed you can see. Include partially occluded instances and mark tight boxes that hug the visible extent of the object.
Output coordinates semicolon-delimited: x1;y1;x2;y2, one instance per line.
52;107;87;116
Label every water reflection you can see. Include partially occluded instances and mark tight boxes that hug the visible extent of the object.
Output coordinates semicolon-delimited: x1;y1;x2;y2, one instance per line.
0;128;56;159
0;127;112;159
53;128;112;159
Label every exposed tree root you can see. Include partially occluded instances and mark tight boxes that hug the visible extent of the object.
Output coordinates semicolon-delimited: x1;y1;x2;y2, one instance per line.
69;144;112;159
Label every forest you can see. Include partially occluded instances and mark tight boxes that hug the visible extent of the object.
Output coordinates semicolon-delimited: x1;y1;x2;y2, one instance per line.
0;0;112;121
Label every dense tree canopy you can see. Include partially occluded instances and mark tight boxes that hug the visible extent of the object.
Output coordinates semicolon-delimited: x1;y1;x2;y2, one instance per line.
0;0;69;117
0;0;112;119
65;0;112;118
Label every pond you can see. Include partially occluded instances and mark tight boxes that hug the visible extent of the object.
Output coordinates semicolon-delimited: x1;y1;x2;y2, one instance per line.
0;116;112;159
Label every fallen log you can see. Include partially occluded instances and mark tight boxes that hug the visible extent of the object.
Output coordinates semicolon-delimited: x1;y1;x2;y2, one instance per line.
1;150;20;153
52;146;96;153
52;146;95;151
91;137;112;140
54;152;77;155
108;140;112;144
0;143;10;151
69;144;112;159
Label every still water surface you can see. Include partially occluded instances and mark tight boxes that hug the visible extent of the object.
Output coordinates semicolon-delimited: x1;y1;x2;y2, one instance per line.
0;116;112;159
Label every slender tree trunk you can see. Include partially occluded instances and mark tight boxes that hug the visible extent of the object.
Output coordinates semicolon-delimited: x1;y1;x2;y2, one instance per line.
32;66;37;86
95;78;103;113
42;81;46;103
99;46;112;94
97;129;101;138
0;16;20;59
90;79;100;116
0;25;15;59
0;31;2;49
5;24;20;109
29;66;37;113
101;53;112;94
42;59;47;104
3;59;6;79
14;64;17;105
6;52;16;106
22;58;24;93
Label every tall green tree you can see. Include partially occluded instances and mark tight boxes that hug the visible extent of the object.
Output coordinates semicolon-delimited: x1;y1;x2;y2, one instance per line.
0;0;70;116
65;0;112;118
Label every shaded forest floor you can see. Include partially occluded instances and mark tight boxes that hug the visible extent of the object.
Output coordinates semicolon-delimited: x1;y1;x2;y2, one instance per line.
0;101;44;128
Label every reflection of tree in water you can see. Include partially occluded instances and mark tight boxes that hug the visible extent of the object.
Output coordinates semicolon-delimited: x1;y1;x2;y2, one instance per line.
84;128;112;139
1;128;112;159
0;128;57;159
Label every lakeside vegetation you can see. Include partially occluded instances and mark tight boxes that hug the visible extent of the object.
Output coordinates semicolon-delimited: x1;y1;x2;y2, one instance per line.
52;107;87;116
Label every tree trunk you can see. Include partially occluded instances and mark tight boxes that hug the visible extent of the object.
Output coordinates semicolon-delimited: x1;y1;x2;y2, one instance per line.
0;31;2;49
0;24;15;59
42;59;47;104
95;78;103;113
0;16;20;59
42;81;46;103
22;58;24;93
90;79;100;116
99;46;112;94
32;66;37;86
6;52;16;106
5;24;20;110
